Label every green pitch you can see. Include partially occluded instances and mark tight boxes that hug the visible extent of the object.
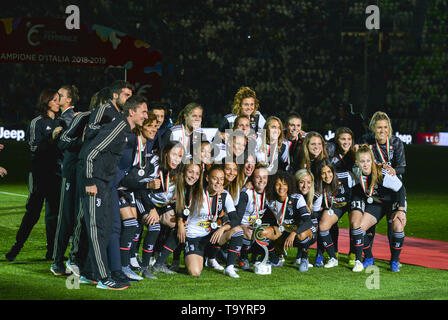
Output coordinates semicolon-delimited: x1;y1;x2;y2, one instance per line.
0;143;447;300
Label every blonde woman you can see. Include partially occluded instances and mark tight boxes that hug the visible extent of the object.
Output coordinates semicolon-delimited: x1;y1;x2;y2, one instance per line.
349;145;407;273
358;111;406;177
357;111;406;265
294;169;322;267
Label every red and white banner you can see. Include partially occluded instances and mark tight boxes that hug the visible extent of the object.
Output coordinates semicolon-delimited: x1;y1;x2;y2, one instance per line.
0;17;162;99
417;132;448;146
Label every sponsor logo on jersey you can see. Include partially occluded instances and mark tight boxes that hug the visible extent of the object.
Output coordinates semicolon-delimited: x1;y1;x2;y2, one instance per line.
248;215;258;224
283;224;296;233
197;221;211;228
333;201;347;208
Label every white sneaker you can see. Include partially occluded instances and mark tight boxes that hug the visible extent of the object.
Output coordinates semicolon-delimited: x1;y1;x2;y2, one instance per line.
224;265;239;278
352;260;364;272
294;258;313;267
208;258;224;271
324;257;338;268
65;260;80;277
122;266;144;281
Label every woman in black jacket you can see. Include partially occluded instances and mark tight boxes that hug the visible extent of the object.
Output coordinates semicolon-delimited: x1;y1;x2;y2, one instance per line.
6;89;64;263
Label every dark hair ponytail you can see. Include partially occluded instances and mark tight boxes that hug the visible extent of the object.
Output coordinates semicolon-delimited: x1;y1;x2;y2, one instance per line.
61;84;80;105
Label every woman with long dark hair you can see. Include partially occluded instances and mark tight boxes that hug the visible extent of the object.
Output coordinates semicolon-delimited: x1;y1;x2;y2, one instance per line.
327;127;357;265
162;102;203;160
292;131;329;178
234;163;270;270
116;112;159;281
183;165;244;278
7;89;65;265
328;127;356;173
120;140;184;278
314;159;356;269
261;170;314;272
170;163;204;271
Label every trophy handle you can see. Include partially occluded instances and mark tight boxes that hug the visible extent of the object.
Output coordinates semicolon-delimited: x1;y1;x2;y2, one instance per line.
254;224;270;265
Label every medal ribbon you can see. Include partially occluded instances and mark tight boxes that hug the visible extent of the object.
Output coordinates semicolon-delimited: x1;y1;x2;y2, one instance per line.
205;190;219;222
252;190;265;218
184;189;192;210
276;196;289;226
375;138;390;164
159;170;170;194
324;190;334;209
287;141;292;165
137;135;147;170
359;173;374;198
265;143;278;167
180;124;190;151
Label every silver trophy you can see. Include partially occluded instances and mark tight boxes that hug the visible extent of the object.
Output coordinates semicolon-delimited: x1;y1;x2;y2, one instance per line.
253;223;272;275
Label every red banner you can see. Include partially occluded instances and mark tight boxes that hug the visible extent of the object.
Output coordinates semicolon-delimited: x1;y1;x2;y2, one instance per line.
0;17;161;99
416;132;448;146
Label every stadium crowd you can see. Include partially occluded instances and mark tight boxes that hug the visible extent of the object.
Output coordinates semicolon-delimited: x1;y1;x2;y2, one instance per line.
1;0;447;135
5;82;408;290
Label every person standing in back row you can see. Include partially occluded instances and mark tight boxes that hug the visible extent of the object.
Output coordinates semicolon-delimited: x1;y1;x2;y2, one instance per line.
80;96;148;290
58;84;79;127
6;89;65;261
80;81;135;285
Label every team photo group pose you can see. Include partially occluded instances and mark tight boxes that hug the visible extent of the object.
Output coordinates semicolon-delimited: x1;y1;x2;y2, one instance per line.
5;82;408;290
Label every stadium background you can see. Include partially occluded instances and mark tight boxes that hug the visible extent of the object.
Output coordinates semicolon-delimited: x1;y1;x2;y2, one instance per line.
0;0;448;301
0;0;447;136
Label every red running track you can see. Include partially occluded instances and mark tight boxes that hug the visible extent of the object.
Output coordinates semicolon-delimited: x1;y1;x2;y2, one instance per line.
309;228;448;270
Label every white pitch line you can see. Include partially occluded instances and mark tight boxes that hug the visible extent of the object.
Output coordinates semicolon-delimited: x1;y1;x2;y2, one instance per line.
0;191;28;198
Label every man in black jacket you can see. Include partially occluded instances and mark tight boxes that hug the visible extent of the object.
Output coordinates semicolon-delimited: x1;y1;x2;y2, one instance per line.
81;96;148;290
82;81;135;282
51;111;91;276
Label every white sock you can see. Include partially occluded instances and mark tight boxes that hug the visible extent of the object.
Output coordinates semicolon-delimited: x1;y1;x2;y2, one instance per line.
130;257;139;267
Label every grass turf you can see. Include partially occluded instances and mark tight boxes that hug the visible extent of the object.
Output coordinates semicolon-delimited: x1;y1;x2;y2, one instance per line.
0;143;447;300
